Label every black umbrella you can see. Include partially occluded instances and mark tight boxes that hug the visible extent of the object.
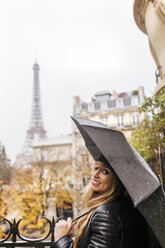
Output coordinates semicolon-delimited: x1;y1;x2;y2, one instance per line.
72;116;165;247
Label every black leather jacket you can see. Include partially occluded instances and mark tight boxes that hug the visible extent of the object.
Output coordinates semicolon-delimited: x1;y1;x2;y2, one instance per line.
51;196;158;248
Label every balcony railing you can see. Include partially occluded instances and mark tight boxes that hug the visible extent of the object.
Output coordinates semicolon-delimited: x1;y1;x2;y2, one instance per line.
0;217;55;248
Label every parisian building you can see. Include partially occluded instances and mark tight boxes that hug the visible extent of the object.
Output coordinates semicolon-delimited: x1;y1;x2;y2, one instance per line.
72;87;145;139
134;0;165;95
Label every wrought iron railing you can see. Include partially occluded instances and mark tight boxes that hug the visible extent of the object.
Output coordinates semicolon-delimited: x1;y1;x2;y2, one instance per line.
0;217;55;247
0;210;91;248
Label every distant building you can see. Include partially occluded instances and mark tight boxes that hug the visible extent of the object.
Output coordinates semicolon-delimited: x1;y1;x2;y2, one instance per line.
73;86;145;139
32;133;76;218
33;134;72;165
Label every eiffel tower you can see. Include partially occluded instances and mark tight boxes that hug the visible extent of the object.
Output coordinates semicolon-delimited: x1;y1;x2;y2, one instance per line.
15;62;47;166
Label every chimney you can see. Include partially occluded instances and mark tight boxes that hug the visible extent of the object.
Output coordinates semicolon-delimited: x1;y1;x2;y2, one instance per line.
112;90;118;99
73;96;81;105
138;86;145;106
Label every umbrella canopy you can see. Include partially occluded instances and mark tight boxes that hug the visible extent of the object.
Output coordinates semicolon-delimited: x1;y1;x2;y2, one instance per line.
72;116;165;247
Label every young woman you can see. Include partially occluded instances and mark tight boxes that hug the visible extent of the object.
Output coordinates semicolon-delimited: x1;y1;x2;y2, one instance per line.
51;156;150;248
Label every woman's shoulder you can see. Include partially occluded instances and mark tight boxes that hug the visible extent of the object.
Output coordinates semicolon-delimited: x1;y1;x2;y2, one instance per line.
96;196;125;213
95;195;134;221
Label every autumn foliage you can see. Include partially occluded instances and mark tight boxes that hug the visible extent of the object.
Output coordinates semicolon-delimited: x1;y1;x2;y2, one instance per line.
131;89;165;175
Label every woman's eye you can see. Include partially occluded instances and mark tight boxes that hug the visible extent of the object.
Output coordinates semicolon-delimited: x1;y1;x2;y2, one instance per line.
102;169;109;175
93;167;98;171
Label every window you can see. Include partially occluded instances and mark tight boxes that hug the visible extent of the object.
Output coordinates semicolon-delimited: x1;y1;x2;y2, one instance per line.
75;105;81;114
117;99;123;108
41;149;47;161
88;103;94;112
101;117;107;125
117;115;123;128
131;97;138;106
101;101;107;110
132;113;139;126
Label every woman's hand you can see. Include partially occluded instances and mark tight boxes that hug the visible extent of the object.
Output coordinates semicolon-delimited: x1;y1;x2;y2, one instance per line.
55;217;74;241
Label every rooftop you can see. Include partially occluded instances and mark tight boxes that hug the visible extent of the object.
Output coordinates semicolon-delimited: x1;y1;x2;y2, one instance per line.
33;134;72;147
73;87;145;115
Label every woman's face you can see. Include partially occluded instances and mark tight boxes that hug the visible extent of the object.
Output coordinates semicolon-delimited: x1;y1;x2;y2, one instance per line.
91;162;114;194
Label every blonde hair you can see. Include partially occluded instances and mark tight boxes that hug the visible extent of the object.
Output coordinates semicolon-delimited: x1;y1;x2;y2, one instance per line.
74;169;122;248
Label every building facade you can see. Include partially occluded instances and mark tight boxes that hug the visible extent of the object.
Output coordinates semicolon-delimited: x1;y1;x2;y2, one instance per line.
32;134;74;218
32;133;82;218
33;134;72;164
134;0;165;95
72;86;145;139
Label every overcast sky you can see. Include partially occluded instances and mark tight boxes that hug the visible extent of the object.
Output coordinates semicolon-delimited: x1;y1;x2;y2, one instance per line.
0;0;157;162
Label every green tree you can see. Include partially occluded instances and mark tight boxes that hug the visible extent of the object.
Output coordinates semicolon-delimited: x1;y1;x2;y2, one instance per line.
0;144;11;185
0;144;11;239
131;89;165;175
0;144;11;216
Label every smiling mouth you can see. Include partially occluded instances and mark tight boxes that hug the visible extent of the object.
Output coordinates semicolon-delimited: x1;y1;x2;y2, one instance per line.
91;179;101;186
